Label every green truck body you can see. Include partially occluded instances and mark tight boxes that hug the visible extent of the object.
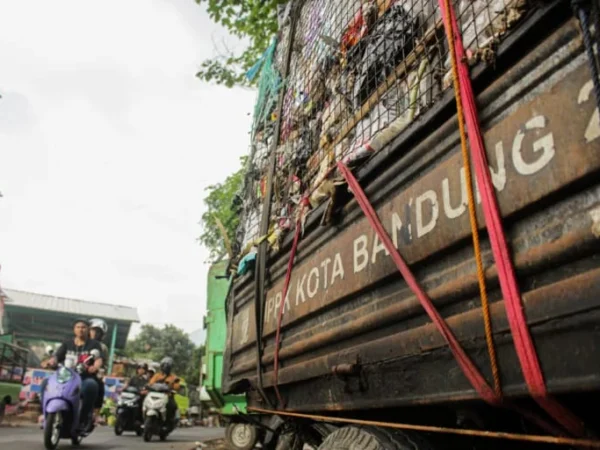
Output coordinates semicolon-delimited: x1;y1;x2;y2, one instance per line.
202;261;247;416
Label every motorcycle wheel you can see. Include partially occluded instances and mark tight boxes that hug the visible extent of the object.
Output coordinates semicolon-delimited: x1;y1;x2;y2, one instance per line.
159;430;168;441
114;418;124;436
136;426;143;437
143;417;154;442
43;413;61;450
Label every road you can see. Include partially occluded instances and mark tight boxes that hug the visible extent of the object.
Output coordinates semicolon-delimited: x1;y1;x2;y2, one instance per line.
0;425;224;450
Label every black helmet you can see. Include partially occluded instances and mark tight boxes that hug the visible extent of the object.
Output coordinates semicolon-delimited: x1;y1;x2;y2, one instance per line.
72;318;89;327
137;362;148;371
160;357;173;375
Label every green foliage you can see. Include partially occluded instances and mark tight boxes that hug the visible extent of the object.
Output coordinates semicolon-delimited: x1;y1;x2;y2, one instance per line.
126;324;196;376
199;156;246;262
184;345;205;385
195;0;288;87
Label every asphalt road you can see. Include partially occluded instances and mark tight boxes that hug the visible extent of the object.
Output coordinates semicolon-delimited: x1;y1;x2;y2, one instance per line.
0;425;225;450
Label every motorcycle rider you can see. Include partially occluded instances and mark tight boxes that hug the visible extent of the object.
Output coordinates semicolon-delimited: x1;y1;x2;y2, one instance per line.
147;357;180;426
42;318;103;431
127;363;148;390
88;318;109;420
147;363;158;380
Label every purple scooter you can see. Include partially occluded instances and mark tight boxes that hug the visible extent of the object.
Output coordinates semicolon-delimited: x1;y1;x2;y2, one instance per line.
42;350;100;449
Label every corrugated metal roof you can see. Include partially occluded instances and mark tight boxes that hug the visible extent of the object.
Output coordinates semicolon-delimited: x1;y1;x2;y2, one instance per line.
3;288;139;323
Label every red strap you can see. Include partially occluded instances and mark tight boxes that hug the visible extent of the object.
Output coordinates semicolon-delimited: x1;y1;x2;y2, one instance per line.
273;218;302;406
339;162;570;437
338;162;497;404
437;2;584;436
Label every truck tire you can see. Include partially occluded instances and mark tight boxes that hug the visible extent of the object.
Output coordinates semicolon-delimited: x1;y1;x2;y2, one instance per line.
226;422;259;450
318;426;434;450
275;431;303;450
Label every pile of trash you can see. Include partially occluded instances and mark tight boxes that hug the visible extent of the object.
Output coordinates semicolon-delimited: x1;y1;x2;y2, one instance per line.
233;0;528;267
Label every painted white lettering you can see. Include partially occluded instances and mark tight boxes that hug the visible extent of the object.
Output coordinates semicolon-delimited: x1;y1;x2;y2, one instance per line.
391;212;403;249
274;292;282;319
296;274;306;305
371;233;389;264
307;267;320;298
408;198;413;240
353;234;369;273
320;258;332;289
512;115;555;175
332;253;345;284
416;190;439;238
265;297;274;323
490;142;506;191
578;80;600;143
442;167;467;219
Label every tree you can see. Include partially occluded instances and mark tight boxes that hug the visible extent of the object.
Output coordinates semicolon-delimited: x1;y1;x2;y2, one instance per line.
126;324;196;376
199;156;246;262
184;345;205;386
195;0;288;87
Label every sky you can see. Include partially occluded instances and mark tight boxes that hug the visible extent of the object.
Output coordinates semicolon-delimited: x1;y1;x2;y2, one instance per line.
0;0;256;336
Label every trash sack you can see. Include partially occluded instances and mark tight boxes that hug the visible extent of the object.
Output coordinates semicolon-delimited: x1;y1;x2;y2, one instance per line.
353;3;420;110
443;0;524;75
343;94;398;165
347;56;432;159
321;93;349;136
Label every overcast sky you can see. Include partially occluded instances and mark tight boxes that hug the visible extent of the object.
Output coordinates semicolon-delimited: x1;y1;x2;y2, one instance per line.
0;0;256;335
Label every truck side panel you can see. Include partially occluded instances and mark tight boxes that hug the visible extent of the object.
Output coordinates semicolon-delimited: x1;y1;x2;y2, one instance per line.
224;12;600;414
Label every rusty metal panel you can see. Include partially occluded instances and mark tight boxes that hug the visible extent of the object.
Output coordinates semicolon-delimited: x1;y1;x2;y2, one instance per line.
223;15;600;413
230;52;600;354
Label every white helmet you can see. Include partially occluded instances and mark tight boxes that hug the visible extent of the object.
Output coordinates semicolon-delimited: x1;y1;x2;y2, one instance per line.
45;345;54;355
88;318;108;337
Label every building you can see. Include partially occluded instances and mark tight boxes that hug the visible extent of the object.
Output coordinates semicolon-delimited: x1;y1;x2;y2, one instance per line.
0;288;139;374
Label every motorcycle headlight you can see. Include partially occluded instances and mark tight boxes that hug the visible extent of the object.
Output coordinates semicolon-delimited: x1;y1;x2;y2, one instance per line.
57;367;73;384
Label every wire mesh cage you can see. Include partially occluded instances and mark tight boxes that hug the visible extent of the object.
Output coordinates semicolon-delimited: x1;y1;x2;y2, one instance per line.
236;0;530;261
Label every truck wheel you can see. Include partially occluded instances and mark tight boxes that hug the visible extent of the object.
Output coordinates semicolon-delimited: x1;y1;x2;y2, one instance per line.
275;431;303;450
318;426;434;450
226;422;259;450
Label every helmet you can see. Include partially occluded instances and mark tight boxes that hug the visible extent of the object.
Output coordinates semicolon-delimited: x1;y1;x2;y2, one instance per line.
45;345;54;356
160;357;174;375
88;318;108;337
137;362;148;371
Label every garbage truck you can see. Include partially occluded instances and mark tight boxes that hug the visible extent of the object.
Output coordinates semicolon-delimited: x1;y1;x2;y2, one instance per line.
202;262;259;449
219;0;600;448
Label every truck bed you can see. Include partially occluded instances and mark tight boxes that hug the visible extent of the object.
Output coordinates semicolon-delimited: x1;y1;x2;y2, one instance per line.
224;3;600;414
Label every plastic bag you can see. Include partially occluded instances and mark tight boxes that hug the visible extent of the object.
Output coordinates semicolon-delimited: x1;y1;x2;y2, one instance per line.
352;3;420;110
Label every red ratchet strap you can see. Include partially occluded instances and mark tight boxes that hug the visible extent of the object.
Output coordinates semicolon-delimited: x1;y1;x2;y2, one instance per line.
338;163;566;437
437;0;585;437
273;217;303;407
337;162;497;404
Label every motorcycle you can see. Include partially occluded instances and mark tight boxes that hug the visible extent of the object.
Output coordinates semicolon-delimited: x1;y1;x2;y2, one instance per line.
42;350;100;450
141;382;178;442
114;385;143;436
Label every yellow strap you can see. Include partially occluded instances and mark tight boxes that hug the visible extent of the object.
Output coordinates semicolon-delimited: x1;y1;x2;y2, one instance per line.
442;0;501;396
